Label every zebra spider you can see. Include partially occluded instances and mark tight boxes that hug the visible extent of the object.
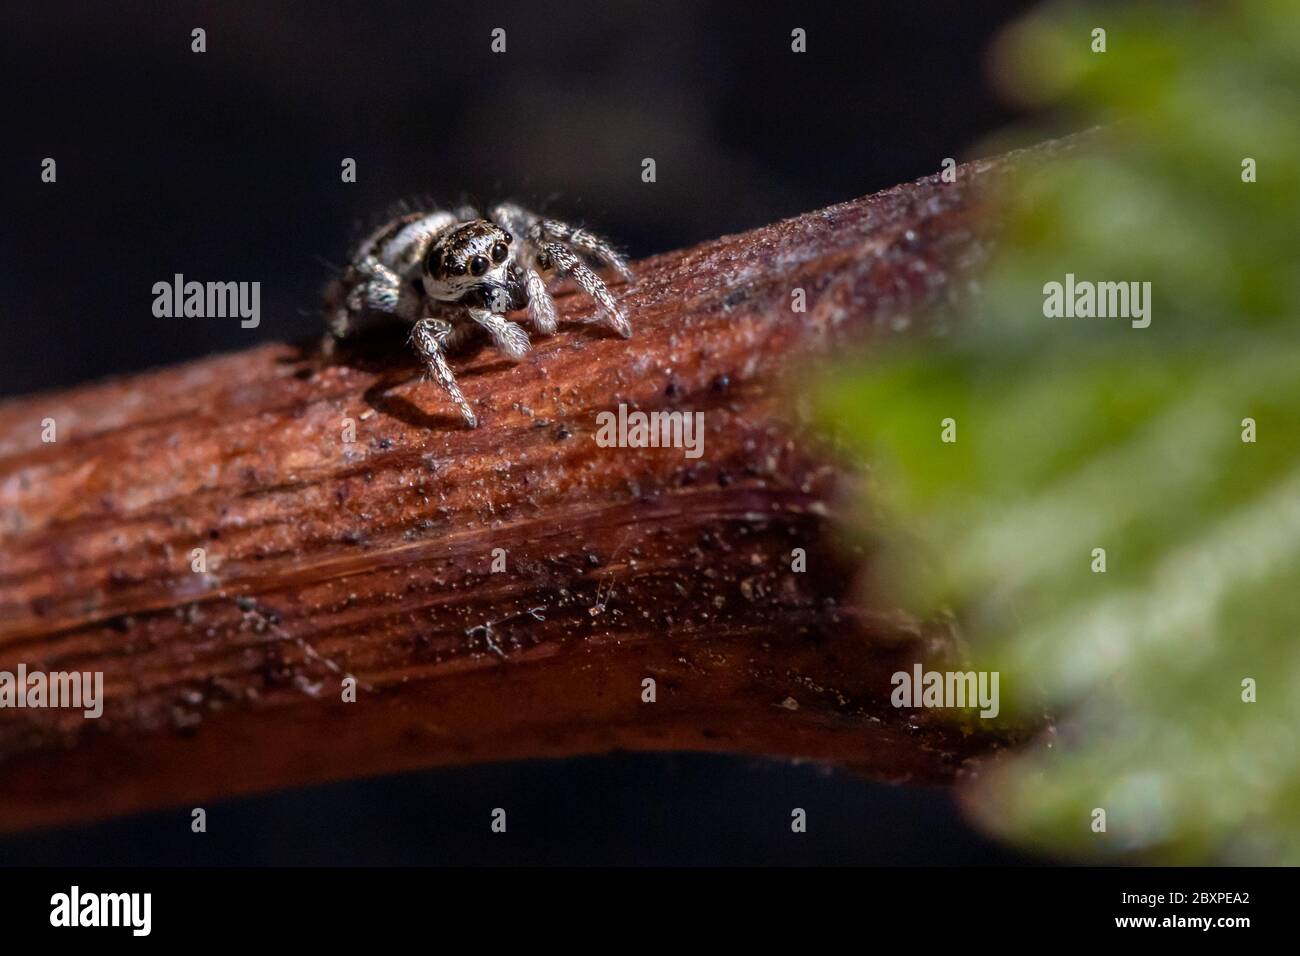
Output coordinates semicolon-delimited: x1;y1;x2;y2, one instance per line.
323;202;633;428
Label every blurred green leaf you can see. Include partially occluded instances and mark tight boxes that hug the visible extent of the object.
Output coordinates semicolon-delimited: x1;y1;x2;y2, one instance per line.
816;0;1300;862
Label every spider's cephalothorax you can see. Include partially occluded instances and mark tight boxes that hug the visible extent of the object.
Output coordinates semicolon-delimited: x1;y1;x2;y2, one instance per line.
323;203;633;428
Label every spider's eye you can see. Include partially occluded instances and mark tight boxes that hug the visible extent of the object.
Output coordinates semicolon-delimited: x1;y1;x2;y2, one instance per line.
502;231;512;243
451;260;467;276
470;255;489;277
425;250;443;277
491;242;508;264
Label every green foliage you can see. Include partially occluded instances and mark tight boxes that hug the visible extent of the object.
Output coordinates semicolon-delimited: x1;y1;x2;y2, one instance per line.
815;0;1300;862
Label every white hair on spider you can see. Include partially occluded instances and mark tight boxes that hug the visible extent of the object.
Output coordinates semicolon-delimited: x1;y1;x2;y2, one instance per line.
322;202;634;428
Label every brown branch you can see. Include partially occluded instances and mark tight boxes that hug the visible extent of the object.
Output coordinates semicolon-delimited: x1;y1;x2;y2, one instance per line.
0;145;1051;833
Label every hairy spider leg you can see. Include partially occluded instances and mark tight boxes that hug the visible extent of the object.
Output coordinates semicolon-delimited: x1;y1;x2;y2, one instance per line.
410;315;478;427
537;219;633;281
541;243;632;337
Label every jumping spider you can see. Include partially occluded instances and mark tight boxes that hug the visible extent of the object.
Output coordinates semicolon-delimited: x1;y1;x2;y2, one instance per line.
323;202;633;427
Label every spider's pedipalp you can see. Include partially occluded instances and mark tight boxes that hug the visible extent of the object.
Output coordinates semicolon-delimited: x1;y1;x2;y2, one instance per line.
469;307;531;359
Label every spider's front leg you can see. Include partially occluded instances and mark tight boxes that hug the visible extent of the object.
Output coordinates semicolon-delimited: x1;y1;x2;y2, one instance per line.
409;315;478;428
491;204;632;281
540;243;632;338
491;203;632;338
535;218;633;282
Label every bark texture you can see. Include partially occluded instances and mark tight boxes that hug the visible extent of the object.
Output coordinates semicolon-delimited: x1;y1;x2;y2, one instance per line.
0;146;1046;832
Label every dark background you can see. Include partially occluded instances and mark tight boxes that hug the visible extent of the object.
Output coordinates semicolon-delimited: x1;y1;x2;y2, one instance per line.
0;0;1042;864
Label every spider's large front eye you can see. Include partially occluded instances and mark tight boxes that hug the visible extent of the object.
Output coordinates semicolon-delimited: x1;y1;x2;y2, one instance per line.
470;255;489;277
491;242;508;264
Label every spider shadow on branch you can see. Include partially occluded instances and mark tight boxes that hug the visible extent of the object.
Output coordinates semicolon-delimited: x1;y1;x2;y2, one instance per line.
328;324;525;430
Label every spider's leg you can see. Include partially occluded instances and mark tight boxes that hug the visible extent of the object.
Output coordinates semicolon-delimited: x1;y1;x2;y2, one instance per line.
538;218;633;281
321;276;356;345
489;202;538;239
520;264;557;334
410;315;477;428
321;257;402;355
542;243;632;338
358;256;403;312
491;204;629;336
469;306;531;359
320;325;344;359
